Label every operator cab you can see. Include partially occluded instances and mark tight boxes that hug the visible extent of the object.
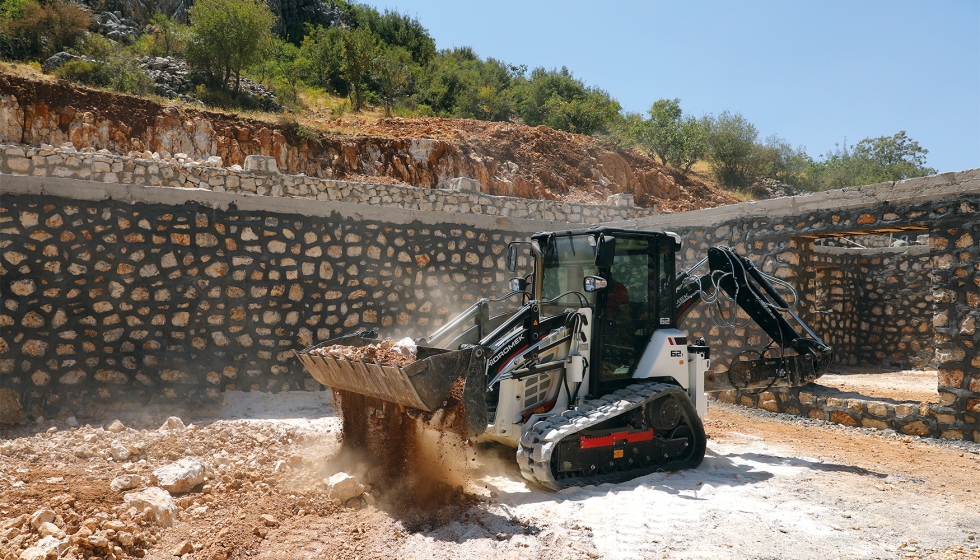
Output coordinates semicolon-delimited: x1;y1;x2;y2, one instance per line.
530;228;681;397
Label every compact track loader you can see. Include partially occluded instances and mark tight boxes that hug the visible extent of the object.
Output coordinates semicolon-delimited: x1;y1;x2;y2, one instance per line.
297;227;832;490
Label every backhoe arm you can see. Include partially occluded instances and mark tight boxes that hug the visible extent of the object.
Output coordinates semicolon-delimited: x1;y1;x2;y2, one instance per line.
676;247;833;392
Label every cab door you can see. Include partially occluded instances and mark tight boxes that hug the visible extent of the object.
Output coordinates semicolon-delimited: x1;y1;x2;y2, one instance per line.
594;235;674;394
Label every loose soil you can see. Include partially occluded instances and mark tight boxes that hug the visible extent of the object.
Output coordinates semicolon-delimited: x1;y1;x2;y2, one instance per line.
308;339;417;368
2;391;978;559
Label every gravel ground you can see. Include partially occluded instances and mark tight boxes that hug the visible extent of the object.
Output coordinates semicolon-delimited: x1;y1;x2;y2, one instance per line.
1;392;978;559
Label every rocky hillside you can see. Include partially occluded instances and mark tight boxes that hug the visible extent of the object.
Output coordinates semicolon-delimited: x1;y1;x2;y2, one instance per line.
0;74;739;212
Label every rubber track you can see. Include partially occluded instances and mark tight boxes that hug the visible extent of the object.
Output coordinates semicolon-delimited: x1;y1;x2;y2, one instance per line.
517;383;701;491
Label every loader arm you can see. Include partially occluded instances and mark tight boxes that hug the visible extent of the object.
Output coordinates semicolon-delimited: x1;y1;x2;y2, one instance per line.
675;247;833;392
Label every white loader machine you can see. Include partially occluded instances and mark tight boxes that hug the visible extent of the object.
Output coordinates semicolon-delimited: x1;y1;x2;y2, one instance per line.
298;227;832;490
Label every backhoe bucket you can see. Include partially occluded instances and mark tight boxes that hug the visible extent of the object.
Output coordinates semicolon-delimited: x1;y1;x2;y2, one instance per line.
296;340;489;437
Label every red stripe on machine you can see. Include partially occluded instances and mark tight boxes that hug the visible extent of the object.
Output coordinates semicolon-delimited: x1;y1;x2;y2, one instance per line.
579;429;654;449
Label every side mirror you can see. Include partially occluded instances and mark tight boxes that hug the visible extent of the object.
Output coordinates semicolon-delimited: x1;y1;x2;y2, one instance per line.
583;276;608;292
508;277;527;292
595;235;616;268
506;244;518;272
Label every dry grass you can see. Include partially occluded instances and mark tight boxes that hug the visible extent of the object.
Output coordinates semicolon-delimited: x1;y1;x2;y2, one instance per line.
685;160;757;202
1;61;54;82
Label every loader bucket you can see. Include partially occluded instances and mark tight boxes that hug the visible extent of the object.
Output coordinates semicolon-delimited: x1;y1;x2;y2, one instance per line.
295;339;489;437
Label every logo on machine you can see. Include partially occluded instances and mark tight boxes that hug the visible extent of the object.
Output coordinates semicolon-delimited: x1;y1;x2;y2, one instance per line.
489;333;525;368
670;350;683;357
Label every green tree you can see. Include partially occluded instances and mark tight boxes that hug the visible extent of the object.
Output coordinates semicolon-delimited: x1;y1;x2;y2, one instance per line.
852;131;935;182
603;112;646;151
453;56;515;121
352;6;435;66
644;98;684;165
411;47;474;115
257;37;305;109
298;25;347;94
639;99;709;172
186;0;277;93
149;12;186;57
705;111;759;188
809;131;935;190
513;67;620;134
748;134;815;190
339;27;377;111
372;44;413;116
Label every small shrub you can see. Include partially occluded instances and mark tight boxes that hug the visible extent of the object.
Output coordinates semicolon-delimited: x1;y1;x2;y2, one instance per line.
54;58;112;86
276;112;315;141
1;0;92;60
75;32;114;62
54;50;154;96
193;83;262;111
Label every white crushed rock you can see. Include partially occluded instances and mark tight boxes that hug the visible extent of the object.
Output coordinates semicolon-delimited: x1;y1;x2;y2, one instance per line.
110;474;143;492
110;439;131;461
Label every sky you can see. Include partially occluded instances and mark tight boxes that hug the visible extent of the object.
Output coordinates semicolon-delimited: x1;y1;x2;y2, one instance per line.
371;0;980;174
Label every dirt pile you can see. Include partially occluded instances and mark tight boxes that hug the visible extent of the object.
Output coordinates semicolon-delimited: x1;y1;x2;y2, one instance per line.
0;73;740;212
309;338;417;368
0;409;369;559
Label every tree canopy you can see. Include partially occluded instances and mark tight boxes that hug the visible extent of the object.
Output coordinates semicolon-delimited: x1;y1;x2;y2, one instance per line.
186;0;277;93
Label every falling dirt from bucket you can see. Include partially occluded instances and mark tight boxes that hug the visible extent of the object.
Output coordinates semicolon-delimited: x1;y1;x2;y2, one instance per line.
333;388;478;513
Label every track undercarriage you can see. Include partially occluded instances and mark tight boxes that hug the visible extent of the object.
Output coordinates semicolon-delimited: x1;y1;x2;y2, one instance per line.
518;383;706;491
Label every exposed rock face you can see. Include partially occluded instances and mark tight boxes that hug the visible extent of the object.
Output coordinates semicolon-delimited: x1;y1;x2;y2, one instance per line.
267;0;347;44
0;74;738;212
136;57;283;111
41;52;82;73
139;57;194;99
92;11;142;43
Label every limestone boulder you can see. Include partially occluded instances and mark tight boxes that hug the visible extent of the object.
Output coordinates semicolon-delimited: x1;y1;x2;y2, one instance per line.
30;509;55;529
110;440;131;462
110;474;143;492
124;487;177;527
160;416;186;431
20;534;68;560
151;458;204;494
326;472;364;503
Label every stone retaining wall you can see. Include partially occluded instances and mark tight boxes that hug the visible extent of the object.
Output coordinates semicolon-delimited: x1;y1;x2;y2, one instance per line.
0;174;545;418
714;387;950;438
0;143;656;224
2;148;978;441
621;170;980;441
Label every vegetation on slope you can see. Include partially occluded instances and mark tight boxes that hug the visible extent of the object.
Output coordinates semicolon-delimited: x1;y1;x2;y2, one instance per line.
0;0;938;196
